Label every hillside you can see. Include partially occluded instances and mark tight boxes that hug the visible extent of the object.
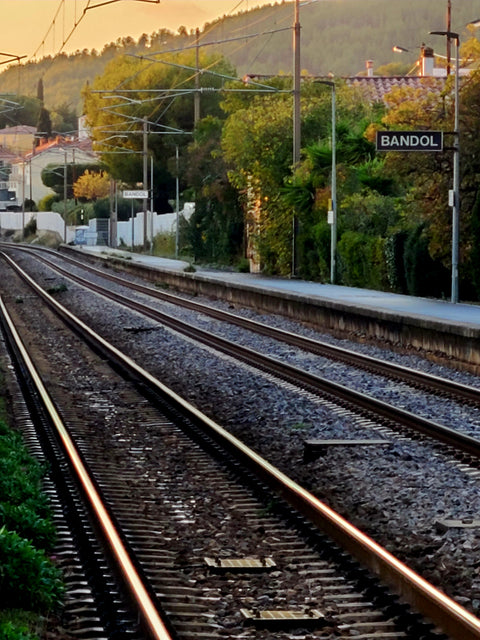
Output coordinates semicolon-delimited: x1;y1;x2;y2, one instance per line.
0;0;476;118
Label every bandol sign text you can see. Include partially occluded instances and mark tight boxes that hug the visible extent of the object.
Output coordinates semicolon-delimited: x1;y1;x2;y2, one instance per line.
376;131;443;152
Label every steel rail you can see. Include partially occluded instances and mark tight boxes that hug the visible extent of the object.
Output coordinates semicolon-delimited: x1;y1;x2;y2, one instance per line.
11;247;480;461
12;244;480;405
0;296;174;640
2;252;480;639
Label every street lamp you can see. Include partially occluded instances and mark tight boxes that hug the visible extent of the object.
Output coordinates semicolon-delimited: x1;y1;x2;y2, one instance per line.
315;80;337;284
430;30;460;303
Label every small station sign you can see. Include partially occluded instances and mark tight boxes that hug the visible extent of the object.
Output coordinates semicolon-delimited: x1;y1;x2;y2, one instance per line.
376;130;443;152
122;190;149;199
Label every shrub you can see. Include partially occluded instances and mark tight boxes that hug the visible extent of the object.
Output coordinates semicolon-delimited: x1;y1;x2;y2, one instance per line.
0;620;38;640
37;194;58;212
403;224;449;298
237;258;250;273
0;502;55;551
0;527;63;611
337;230;386;289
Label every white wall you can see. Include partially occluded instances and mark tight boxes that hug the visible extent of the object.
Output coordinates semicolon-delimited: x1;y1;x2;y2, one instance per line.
0;204;195;248
116;203;194;248
0;210;75;243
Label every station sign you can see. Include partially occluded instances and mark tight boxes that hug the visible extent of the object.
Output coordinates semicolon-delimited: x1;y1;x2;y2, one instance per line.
376;131;443;152
122;190;149;199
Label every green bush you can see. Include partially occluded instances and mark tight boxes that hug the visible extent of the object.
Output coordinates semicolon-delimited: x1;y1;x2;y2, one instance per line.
403;224;449;298
0;528;63;611
337;230;387;290
37;194;58;212
237;258;250;273
0;430;54;550
0;620;38;640
0;502;55;551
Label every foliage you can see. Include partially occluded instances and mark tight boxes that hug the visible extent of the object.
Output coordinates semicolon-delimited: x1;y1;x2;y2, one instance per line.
337;231;387;289
73;170;110;201
0;619;38;640
403;224;450;297
83;49;236;215
0;0;476;116
23;199;37;213
0;528;63;612
41;162;101;198
184;116;243;263
37;194;58;212
35;108;52;143
0;421;62;629
0;96;42;129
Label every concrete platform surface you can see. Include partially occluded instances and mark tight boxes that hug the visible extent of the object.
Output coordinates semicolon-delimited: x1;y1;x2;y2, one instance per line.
78;246;480;330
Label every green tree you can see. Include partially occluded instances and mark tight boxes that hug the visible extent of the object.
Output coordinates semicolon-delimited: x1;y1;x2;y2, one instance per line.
36;77;44;104
35;107;52;144
83;49;236;215
185;116;243;263
41;162;101;198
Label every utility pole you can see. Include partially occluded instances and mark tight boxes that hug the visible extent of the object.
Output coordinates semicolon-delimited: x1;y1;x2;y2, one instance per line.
194;28;201;125
63;150;67;243
143;115;148;251
292;0;301;276
446;0;451;75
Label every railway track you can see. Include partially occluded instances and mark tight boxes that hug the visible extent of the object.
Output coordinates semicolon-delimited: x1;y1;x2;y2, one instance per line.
6;246;480;467
2;251;480;637
12;244;480;404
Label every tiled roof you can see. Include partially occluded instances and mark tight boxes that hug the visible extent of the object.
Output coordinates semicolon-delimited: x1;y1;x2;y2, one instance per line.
25;136;95;160
345;75;447;103
0;125;37;136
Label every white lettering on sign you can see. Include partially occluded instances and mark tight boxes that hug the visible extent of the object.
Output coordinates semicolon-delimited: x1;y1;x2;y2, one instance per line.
376;131;443;152
381;135;440;148
123;190;149;199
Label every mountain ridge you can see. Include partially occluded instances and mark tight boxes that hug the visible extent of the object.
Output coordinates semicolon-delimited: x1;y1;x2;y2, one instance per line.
0;0;476;118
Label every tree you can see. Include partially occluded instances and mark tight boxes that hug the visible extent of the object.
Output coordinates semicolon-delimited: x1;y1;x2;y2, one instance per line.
37;77;44;104
83;49;236;214
35;107;52;145
185;116;243;263
73;170;110;201
41;162;101;198
0;95;42;129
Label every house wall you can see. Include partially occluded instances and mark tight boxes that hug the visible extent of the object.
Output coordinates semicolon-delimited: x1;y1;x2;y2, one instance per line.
9;147;98;205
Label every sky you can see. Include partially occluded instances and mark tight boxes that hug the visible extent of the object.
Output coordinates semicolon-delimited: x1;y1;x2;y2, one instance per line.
1;0;275;62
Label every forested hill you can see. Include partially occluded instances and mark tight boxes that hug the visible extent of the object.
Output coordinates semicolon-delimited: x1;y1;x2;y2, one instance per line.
0;0;476;117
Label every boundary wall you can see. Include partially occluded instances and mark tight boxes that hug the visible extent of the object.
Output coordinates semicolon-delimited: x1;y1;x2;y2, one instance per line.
0;203;194;248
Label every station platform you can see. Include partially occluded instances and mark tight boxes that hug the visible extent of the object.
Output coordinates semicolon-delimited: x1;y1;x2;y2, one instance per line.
77;245;480;331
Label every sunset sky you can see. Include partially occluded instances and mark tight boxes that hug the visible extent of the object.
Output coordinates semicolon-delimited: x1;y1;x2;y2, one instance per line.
2;0;276;62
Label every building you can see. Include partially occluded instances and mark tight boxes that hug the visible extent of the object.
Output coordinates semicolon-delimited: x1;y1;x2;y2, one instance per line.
0;125;37;155
9;136;98;206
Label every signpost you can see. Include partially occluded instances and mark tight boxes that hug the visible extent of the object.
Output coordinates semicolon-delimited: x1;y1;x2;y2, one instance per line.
376;131;443;152
122;190;149;248
122;190;149;199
